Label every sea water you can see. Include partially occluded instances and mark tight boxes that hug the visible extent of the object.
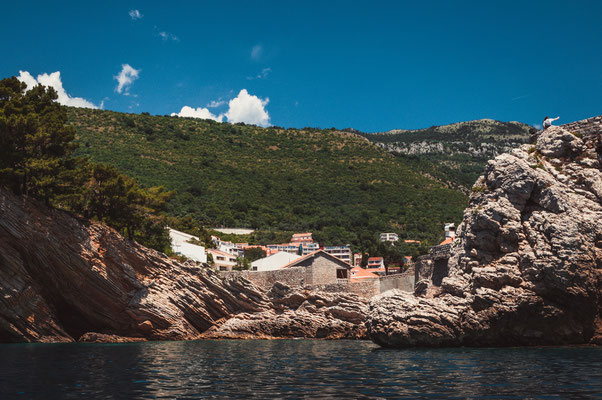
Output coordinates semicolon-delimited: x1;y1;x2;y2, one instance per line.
1;340;601;399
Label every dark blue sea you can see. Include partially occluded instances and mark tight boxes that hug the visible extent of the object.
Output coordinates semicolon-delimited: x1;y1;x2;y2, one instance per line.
0;340;600;399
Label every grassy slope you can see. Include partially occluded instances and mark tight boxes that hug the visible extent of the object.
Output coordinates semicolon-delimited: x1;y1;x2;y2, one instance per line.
67;107;468;247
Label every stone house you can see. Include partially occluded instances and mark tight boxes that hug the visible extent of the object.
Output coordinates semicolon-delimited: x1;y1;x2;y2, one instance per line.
281;250;353;285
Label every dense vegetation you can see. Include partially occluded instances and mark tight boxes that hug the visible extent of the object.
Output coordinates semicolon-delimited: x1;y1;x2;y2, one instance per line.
358;119;534;191
67;107;468;252
0;77;173;252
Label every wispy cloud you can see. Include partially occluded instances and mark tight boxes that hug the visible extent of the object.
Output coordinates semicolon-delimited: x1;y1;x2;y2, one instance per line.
114;64;140;95
247;67;272;80
251;44;263;61
17;70;98;109
511;94;531;101
129;9;143;20
533;123;542;130
157;30;179;42
207;100;226;108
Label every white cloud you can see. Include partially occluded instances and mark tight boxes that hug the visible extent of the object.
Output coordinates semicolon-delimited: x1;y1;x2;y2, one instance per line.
129;9;143;20
207;100;226;108
171;106;224;121
17;70;98;109
225;89;270;127
173;89;270;127
533;123;542;130
158;31;179;41
114;64;140;95
247;67;271;80
251;44;263;60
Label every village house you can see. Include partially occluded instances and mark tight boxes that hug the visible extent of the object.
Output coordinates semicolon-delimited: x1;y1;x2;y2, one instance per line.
379;232;399;243
251;251;302;271
281;250;353;285
290;232;313;243
207;248;237;271
353;253;362;267
168;228;207;263
367;256;385;269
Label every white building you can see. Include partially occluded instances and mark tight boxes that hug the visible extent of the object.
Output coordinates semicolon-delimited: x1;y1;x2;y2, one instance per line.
169;228;207;263
379;232;399;243
444;223;456;239
323;245;352;263
207;248;238;271
251;252;303;271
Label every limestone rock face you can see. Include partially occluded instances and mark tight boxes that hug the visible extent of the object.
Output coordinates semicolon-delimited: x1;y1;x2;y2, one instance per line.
200;282;368;339
368;121;602;347
0;189;366;343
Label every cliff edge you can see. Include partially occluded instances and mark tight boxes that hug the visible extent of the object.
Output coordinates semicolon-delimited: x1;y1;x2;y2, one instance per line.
367;117;602;347
0;189;366;343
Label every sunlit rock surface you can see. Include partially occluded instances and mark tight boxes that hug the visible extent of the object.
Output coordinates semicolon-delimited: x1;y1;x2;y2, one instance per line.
368;118;602;347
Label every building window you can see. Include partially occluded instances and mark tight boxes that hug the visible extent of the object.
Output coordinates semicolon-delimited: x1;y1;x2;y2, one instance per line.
336;269;348;279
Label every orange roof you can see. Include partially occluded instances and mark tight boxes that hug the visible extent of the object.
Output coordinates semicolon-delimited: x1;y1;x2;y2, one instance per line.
368;257;383;262
292;232;312;237
404;240;421;244
439;237;453;245
207;248;235;258
350;267;379;281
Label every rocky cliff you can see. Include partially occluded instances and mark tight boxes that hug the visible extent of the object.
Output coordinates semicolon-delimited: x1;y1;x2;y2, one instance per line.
0;189;366;343
367;117;602;347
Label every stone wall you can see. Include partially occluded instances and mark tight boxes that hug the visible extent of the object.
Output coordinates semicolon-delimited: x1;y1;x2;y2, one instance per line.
307;256;347;285
220;267;306;291
414;255;433;282
379;268;415;293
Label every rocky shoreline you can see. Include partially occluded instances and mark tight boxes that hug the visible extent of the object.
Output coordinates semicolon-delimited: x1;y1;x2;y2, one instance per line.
0;189;368;343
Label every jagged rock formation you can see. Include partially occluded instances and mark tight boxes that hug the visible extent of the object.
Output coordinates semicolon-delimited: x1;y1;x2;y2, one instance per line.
0;189;366;343
367;118;602;347
200;282;367;339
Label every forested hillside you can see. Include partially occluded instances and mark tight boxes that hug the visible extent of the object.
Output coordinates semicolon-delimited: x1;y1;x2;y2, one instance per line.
67;108;468;249
359;119;534;191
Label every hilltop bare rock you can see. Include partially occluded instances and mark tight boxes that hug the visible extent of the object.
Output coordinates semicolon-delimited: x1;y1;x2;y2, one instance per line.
368;120;602;347
0;189;366;343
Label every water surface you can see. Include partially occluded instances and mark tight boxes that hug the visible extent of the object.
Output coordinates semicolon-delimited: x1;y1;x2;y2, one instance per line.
1;340;601;399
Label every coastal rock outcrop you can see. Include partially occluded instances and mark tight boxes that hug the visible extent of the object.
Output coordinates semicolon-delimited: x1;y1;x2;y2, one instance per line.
367;118;602;347
0;189;366;343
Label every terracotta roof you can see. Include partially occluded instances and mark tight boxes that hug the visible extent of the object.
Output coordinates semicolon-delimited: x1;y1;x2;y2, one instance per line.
350;267;379;281
365;267;386;273
439;237;453;245
368;257;383;262
207;248;235;258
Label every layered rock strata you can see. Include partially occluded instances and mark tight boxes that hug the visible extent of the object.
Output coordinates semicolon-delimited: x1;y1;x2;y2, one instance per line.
368;120;602;347
0;189;366;343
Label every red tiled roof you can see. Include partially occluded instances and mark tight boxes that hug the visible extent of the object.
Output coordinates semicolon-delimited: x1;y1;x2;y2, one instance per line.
439;237;453;245
368;257;383;262
350;267;379;282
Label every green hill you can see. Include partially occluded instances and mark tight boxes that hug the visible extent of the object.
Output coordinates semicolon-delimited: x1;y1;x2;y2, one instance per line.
67;107;468;249
358;119;534;191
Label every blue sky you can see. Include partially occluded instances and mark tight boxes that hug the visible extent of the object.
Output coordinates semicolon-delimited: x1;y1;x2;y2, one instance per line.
2;1;601;131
